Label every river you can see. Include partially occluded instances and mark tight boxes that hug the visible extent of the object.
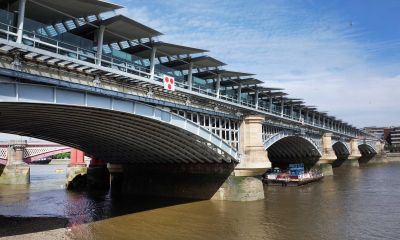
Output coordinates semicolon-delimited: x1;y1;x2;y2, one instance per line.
0;162;400;240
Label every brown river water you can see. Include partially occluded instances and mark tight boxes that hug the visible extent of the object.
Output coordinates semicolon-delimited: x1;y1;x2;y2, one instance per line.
0;162;400;240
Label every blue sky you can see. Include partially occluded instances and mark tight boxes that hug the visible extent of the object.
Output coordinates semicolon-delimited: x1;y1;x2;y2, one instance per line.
113;0;400;127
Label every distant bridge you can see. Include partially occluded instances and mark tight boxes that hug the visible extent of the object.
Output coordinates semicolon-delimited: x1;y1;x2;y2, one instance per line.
0;141;71;165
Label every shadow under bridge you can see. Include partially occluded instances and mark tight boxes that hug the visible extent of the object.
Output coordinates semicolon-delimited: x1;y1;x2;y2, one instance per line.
264;133;322;169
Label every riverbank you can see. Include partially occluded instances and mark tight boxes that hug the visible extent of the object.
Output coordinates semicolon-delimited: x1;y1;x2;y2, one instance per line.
0;216;70;239
367;154;400;164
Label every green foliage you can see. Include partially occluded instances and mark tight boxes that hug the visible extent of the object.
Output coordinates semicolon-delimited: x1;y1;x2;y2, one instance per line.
52;152;70;159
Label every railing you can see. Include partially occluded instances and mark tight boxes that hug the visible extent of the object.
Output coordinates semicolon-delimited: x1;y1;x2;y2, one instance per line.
0;19;365;138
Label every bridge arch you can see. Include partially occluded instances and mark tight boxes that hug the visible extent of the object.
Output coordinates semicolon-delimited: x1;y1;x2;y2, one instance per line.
264;132;321;168
331;141;350;167
0;82;239;164
358;143;377;156
332;141;350;159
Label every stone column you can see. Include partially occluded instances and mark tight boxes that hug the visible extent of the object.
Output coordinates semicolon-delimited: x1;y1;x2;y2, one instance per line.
375;141;385;157
107;163;123;195
0;140;29;184
213;115;271;201
317;133;337;176
66;149;87;190
87;156;110;191
346;138;362;167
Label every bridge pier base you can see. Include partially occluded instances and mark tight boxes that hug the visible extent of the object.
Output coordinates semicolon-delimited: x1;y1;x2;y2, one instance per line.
0;141;29;185
213;115;270;201
211;175;264;201
342;159;360;167
66;165;87;189
108;163;123;195
0;164;30;185
318;163;333;176
87;157;110;191
66;149;87;189
344;139;361;167
317;133;337;176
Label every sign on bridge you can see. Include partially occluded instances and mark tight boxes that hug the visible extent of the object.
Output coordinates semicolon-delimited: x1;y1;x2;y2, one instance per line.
163;75;175;91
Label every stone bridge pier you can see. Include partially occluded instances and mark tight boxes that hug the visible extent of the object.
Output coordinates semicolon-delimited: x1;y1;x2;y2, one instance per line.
213;115;271;201
316;133;337;176
346;139;362;167
66;150;110;191
318;136;362;175
0;140;30;184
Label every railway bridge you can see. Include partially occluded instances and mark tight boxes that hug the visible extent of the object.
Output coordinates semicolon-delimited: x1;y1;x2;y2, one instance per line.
0;141;72;165
0;0;383;201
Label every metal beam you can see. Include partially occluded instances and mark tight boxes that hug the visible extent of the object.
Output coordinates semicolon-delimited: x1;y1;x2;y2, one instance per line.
96;25;106;66
149;46;157;80
16;0;27;44
187;62;193;90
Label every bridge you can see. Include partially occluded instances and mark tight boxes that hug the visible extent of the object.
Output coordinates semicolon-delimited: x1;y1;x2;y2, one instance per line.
0;0;384;201
0;140;72;165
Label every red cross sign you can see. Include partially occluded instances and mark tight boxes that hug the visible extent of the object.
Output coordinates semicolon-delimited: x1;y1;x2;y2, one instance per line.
163;75;175;91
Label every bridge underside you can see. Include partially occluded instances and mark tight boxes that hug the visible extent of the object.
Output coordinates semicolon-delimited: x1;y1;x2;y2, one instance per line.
0;102;229;164
358;144;377;164
332;142;350;167
267;136;321;169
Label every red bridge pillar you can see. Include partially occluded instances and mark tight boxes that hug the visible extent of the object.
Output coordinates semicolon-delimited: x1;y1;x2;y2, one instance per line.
69;149;85;166
66;149;87;190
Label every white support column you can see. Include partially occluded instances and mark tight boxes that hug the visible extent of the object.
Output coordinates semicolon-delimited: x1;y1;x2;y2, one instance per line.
299;108;303;121
237;83;242;103
312;112;315;125
187;62;194;90
269;93;273;112
280;98;284;117
322;117;326;128
255;89;259;109
216;74;221;98
149;47;157;80
96;25;105;66
305;111;309;123
16;0;27;44
290;105;294;118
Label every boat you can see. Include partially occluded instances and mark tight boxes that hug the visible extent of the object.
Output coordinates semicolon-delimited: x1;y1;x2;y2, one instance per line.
263;163;323;186
30;157;52;165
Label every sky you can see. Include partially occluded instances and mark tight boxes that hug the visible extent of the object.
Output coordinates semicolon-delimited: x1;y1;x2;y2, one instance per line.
112;0;400;127
1;0;399;141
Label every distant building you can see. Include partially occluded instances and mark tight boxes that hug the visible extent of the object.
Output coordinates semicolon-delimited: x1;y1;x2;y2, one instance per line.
364;126;400;152
363;127;389;140
391;127;400;145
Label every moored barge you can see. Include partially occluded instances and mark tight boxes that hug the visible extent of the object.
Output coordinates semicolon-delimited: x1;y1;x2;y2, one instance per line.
263;164;323;186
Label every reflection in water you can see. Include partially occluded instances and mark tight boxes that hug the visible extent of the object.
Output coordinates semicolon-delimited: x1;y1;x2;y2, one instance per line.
0;163;400;239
